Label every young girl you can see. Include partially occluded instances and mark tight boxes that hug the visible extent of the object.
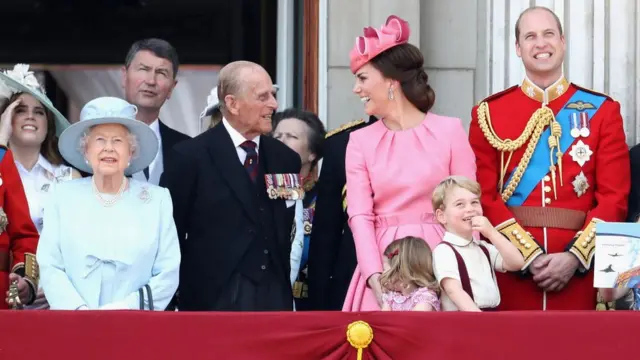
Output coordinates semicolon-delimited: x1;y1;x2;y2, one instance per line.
379;236;440;311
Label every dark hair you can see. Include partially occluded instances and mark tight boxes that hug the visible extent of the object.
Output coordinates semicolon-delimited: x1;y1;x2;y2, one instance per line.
272;108;326;168
0;92;64;165
124;38;179;79
369;43;435;113
515;6;563;43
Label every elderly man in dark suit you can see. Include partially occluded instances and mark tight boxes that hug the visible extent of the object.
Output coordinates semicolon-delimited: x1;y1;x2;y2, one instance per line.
161;61;301;311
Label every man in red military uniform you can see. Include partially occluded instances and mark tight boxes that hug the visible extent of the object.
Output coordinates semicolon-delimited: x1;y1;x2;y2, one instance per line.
468;6;630;310
0;101;39;309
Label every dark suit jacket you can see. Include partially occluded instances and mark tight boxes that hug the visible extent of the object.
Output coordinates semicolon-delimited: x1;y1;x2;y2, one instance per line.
158;120;190;168
627;144;640;222
159;123;301;310
306;116;377;310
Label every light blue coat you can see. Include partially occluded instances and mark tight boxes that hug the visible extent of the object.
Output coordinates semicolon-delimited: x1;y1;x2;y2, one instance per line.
36;178;180;310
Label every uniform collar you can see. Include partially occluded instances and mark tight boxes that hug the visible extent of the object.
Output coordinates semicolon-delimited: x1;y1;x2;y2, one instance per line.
520;74;570;104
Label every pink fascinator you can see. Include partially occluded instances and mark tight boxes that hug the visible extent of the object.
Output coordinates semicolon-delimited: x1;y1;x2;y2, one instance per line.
349;15;411;74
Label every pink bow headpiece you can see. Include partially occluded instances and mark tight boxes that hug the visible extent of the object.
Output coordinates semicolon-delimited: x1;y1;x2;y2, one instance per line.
349;15;411;74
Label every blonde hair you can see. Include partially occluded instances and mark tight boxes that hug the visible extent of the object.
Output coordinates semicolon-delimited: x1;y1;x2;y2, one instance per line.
379;236;439;293
431;175;481;211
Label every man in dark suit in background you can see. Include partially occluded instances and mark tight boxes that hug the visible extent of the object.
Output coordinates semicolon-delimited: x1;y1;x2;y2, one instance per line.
306;116;377;310
122;38;190;185
160;61;301;311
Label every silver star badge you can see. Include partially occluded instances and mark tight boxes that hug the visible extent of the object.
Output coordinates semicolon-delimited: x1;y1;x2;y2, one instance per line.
556;84;565;95
569;140;593;167
572;172;589;197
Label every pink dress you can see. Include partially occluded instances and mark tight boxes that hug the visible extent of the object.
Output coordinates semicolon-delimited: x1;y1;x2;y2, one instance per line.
382;287;441;311
343;113;477;311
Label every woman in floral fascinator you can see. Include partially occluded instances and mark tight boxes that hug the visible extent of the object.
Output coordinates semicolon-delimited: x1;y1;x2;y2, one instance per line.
0;64;79;309
342;15;477;311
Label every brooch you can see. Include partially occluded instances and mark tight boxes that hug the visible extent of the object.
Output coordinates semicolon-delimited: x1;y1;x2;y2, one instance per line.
139;187;151;203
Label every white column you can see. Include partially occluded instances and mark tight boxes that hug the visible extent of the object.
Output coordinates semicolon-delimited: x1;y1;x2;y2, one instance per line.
276;0;295;111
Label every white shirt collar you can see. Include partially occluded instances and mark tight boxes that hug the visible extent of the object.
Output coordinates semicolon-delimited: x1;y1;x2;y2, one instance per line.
149;119;161;144
222;117;260;150
443;231;477;247
15;154;54;175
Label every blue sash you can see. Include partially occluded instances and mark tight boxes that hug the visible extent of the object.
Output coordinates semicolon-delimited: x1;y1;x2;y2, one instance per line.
0;147;5;163
505;90;606;206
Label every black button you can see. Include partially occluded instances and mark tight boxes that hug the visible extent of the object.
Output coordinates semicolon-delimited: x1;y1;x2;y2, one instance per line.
261;265;266;270
263;249;269;254
259;207;264;212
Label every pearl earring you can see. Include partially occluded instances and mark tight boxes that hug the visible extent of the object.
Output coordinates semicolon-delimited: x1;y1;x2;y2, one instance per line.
388;87;394;100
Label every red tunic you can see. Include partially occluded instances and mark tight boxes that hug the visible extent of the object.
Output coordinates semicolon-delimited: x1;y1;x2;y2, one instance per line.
468;78;630;310
0;146;39;309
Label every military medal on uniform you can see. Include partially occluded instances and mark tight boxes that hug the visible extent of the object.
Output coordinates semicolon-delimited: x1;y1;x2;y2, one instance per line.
569;140;593;197
570;112;591;138
264;173;304;201
569;140;593;167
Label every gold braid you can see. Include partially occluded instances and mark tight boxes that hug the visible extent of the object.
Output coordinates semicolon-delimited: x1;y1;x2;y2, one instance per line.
477;102;556;202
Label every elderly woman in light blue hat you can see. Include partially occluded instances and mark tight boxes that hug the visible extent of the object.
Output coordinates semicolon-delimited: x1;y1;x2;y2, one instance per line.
36;96;180;310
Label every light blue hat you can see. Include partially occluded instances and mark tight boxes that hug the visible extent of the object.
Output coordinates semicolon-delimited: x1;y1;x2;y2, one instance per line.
58;97;159;176
0;64;70;136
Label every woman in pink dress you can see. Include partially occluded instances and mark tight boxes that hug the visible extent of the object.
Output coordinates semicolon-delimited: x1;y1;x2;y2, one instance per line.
343;15;477;311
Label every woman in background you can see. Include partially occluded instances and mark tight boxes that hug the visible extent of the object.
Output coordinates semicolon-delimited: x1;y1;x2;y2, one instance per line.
272;108;326;310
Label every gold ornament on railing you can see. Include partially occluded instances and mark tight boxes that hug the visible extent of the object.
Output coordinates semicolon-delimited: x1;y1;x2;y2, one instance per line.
346;321;373;360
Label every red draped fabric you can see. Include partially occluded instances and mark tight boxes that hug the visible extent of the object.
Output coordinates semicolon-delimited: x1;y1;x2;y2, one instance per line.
0;311;636;359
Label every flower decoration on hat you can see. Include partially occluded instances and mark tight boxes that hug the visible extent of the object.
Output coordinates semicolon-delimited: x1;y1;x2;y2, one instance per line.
349;15;411;74
0;64;44;99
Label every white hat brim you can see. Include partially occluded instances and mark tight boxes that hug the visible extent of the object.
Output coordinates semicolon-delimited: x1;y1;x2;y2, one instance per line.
0;72;70;137
58;117;159;176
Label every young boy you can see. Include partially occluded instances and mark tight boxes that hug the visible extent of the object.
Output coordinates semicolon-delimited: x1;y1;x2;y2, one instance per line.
431;176;525;311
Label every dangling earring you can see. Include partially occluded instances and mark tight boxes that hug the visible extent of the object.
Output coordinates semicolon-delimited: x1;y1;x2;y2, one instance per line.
84;158;89;164
388;86;394;100
127;162;131;167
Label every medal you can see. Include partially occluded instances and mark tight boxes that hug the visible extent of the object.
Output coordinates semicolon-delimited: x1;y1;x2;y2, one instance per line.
579;112;590;137
570;113;580;138
572;171;589;197
265;173;305;200
569;140;593;167
265;174;278;199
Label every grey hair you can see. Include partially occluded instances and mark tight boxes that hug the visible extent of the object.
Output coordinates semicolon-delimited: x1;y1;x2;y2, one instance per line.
78;125;140;160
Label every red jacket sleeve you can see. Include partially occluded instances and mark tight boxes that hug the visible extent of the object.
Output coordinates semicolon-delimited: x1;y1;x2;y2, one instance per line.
0;147;39;276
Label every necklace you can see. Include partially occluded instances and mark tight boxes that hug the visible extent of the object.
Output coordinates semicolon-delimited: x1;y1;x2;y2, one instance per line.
92;176;127;207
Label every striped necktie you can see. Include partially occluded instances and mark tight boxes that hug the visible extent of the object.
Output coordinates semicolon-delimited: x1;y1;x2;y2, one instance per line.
239;140;258;182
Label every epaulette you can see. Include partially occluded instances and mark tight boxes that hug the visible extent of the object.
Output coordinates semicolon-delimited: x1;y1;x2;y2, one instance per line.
571;84;615;102
326;118;365;139
475;85;519;106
